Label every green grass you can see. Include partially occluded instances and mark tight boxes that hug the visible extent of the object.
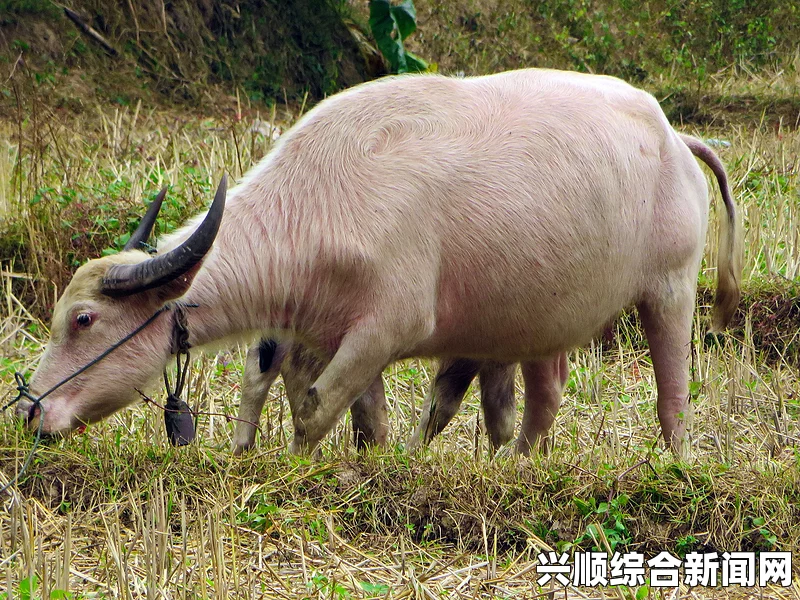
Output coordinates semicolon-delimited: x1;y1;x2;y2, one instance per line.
2;20;800;598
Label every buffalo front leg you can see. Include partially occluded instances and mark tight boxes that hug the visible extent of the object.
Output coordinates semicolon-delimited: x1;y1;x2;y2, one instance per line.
479;362;518;450
638;292;694;457
283;344;389;449
290;327;398;454
516;353;568;456
232;339;288;455
406;358;481;452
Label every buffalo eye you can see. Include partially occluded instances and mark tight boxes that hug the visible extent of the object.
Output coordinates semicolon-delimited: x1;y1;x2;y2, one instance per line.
75;313;93;328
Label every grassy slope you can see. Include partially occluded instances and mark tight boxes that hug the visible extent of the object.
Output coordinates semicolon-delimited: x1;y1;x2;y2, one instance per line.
1;2;800;598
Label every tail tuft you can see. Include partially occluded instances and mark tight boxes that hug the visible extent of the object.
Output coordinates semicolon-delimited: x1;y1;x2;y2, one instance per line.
678;133;742;331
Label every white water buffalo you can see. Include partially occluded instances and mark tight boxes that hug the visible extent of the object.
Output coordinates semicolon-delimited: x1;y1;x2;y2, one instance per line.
19;68;741;457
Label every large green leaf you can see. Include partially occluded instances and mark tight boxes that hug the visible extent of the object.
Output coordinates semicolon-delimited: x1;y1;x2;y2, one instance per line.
369;0;427;73
369;0;407;73
392;0;417;40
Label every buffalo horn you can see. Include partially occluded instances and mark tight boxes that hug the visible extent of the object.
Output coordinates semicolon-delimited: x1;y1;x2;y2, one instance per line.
123;186;167;251
101;175;227;297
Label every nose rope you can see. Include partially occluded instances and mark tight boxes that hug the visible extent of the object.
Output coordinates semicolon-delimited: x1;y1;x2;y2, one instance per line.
3;301;263;495
0;373;46;495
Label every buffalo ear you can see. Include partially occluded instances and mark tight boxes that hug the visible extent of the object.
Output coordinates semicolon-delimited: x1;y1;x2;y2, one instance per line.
152;260;205;302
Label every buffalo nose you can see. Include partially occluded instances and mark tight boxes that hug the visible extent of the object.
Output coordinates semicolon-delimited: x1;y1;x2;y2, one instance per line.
13;399;39;426
14;399;30;421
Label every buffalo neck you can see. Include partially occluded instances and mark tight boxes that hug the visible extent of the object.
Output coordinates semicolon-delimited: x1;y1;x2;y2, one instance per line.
173;188;317;351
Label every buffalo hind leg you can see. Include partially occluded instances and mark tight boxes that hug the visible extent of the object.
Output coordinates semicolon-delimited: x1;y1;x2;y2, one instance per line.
516;353;568;455
638;291;694;457
479;362;517;450
406;358;481;452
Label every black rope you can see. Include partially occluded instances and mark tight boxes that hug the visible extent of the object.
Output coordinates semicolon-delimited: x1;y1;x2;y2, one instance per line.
162;306;196;446
0;373;45;496
3;305;171;412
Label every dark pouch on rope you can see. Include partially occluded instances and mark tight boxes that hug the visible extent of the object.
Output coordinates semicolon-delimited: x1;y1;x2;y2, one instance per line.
164;304;195;446
164;393;196;446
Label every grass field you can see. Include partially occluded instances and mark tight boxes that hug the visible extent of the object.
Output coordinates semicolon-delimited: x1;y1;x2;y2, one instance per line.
2;42;800;600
